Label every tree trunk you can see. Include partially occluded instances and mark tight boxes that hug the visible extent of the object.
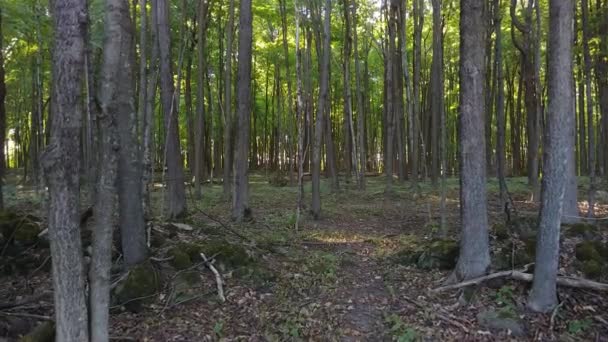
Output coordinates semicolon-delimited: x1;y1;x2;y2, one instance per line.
598;0;608;181
42;0;89;339
232;0;253;221
90;0;132;337
494;0;507;205
528;0;573;312
194;0;210;200
581;0;596;218
223;0;236;198
430;0;443;186
413;0;423;181
452;0;490;282
155;0;187;218
118;0;147;266
0;9;6;209
311;0;331;219
352;1;366;190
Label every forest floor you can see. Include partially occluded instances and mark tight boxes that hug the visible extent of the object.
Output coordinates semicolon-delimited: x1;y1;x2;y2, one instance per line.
1;171;608;341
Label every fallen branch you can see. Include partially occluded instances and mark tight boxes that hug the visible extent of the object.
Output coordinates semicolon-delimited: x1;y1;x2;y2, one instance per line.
200;252;225;303
0;311;52;320
434;268;608;292
0;291;52;310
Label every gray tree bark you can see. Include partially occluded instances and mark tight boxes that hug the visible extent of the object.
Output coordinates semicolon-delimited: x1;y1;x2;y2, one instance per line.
194;0;210;200
89;0;132;337
154;0;187;218
232;0;253;221
353;1;366;190
0;9;5;209
430;0;443;186
312;0;332;219
452;0;490;282
42;0;89;339
223;0;236;198
581;0;596;218
528;0;573;313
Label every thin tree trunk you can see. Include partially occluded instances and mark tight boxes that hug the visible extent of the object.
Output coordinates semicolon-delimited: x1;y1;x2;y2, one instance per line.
528;0;573;312
352;1;365;189
194;0;210;199
155;0;187;218
494;0;507;206
312;0;332;219
90;0;132;337
42;0;89;339
223;0;236;198
232;0;253;221
582;0;596;218
0;9;6;209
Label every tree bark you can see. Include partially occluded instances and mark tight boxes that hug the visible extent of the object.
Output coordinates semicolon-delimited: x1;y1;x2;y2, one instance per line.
581;0;596;218
154;0;187;218
194;0;210;200
528;0;573;313
452;0;490;282
430;0;443;186
232;0;253;221
42;0;89;339
312;0;332;219
352;1;366;190
0;9;6;209
90;0;132;337
223;0;236;198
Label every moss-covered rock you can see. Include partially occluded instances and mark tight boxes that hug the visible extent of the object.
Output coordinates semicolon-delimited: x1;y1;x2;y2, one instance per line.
575;241;608;262
417;239;459;270
493;243;534;270
198;239;254;270
392;239;458;270
0;211;41;246
581;260;604;279
492;223;510;241
19;321;55;342
168;246;194;270
114;261;160;312
508;217;537;239
565;223;600;240
477;309;526;337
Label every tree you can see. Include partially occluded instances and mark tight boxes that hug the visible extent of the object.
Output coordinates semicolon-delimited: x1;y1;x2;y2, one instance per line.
311;0;332;219
155;0;187;218
223;0;236;198
430;0;443;186
581;0;596;217
0;8;6;210
117;0;147;266
232;0;253;221
451;0;490;282
90;0;133;337
527;0;573;313
41;0;89;339
194;0;210;200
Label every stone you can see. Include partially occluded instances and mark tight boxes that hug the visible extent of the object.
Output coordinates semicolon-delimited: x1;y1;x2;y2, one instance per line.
477;309;526;337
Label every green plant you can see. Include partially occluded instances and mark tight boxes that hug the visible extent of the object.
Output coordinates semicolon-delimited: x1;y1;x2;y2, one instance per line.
384;313;419;342
494;285;517;318
213;320;224;338
567;318;592;335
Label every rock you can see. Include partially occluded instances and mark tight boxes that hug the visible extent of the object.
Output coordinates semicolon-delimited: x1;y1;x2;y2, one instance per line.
477;309;526;337
493;243;534;270
575;241;608;262
0;211;42;247
168;246;194;270
581;260;603;279
392;239;459;270
19;321;55;342
113;261;160;312
565;223;600;240
596;190;608;203
416;239;459;270
492;223;510;241
198;239;254;271
508;217;537;240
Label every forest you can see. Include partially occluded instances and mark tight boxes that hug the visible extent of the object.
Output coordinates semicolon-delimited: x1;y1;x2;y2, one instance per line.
0;0;607;340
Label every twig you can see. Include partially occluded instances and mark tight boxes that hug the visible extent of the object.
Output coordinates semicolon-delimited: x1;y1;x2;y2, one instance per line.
0;291;51;310
200;252;225;303
0;311;52;320
549;301;564;332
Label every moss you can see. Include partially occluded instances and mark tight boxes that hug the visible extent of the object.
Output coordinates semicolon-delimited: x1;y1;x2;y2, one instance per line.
581;260;604;279
575;241;607;262
417;239;459;270
493;244;534;270
508;217;537;239
234;265;276;285
19;321;55;342
566;223;599;240
13;221;41;245
523;237;536;257
0;210;41;246
114;261;159;312
492;223;510;241
392;239;458;270
199;239;254;270
168;247;194;270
